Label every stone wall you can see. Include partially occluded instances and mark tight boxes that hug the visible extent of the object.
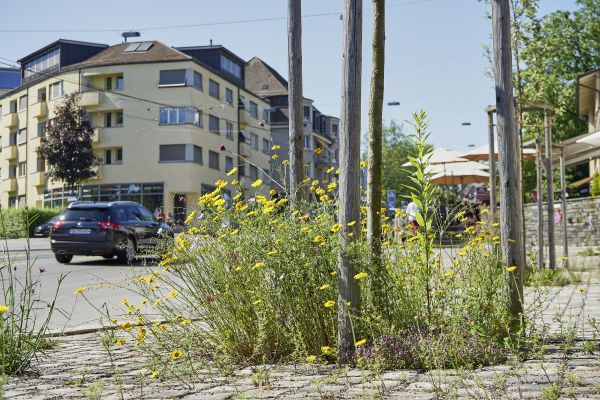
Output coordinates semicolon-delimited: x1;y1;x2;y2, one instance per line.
524;196;600;250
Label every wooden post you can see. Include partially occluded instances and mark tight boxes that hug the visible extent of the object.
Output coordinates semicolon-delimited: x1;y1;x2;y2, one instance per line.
367;0;385;311
487;111;496;220
560;147;568;259
338;0;362;363
535;138;544;269
287;0;304;205
491;0;525;320
544;109;556;269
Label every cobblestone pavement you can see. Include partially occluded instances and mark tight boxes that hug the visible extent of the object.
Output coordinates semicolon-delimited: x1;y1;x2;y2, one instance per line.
5;282;600;399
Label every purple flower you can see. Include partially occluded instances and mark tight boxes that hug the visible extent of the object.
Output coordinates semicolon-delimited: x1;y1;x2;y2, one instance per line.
39;266;46;273
219;144;226;151
228;252;238;260
312;246;321;253
205;293;214;303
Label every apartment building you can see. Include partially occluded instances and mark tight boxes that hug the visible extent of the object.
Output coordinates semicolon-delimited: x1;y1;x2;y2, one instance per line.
245;57;339;191
0;39;272;220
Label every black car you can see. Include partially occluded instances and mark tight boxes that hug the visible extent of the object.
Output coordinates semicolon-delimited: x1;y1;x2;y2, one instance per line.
50;201;173;264
33;216;59;237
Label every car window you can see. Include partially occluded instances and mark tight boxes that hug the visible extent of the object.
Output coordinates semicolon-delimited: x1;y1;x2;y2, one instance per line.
112;207;127;222
126;206;142;221
137;207;155;222
61;208;109;221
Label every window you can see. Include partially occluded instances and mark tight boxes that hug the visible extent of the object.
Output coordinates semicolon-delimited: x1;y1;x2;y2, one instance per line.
115;76;124;90
159;144;186;162
8;164;17;178
225;156;234;173
226;122;234;141
23;47;60;80
239;163;246;177
106;77;112;90
36;157;45;172
262;109;270;123
304;135;312;150
9;131;17;146
19;95;28;111
193;71;203;90
37;88;47;103
116;148;123;163
9;100;17;113
159;69;186;87
8;197;16;208
17;128;27;144
220;55;242;79
159;107;201;126
49;81;63;100
116;111;124;127
239;95;246;109
209;150;219;170
304;106;311;120
225;88;233;105
249;101;258;119
262;138;270;154
249;165;258;180
250;133;258;150
209;115;220;134
105;112;112;128
18;162;26;177
209;79;219;99
332;124;338;136
193;146;202;165
105;149;112;165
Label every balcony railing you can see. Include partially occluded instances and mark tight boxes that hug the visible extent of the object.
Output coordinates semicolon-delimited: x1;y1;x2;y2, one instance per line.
30;172;45;187
4;145;17;160
31;101;47;118
2;178;17;192
1;113;18;129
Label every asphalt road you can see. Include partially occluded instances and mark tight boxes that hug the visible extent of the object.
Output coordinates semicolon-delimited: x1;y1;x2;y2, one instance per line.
1;238;151;332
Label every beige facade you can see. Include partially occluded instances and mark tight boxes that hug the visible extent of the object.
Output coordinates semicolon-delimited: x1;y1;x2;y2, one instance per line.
0;41;272;219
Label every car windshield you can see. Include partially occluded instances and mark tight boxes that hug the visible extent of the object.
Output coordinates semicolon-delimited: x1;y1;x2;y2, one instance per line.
61;208;109;222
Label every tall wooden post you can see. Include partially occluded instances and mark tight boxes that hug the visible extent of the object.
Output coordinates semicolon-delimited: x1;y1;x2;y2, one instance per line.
338;0;362;363
535;138;544;269
367;0;385;311
560;147;568;259
544;109;556;269
491;0;525;320
288;0;304;204
487;111;496;219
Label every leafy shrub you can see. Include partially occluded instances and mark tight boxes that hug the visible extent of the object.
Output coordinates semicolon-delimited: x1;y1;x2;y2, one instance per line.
0;209;63;375
0;207;61;238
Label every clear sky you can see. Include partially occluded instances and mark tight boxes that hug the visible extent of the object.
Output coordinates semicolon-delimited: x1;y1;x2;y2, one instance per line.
1;0;578;152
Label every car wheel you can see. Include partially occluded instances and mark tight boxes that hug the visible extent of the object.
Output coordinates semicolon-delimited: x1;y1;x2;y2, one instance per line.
55;254;73;264
117;237;135;264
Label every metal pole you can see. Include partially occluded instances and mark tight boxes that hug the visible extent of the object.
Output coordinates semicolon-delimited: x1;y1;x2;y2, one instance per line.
544;109;556;270
535;138;544;269
487;111;496;220
560;147;568;260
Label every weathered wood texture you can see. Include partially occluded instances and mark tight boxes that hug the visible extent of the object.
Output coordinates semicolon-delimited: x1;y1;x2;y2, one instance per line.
367;0;385;311
288;0;304;204
560;148;568;258
487;112;496;220
337;0;363;362
491;0;525;318
536;138;544;269
544;110;556;269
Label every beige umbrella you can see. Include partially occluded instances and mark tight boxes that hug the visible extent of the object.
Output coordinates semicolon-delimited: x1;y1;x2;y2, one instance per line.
402;148;468;167
461;144;535;161
427;161;487;174
430;169;489;185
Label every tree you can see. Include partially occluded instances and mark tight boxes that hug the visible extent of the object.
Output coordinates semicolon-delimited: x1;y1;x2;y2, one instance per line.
337;0;363;363
491;0;525;323
39;93;98;190
288;0;304;205
366;0;385;313
380;122;421;199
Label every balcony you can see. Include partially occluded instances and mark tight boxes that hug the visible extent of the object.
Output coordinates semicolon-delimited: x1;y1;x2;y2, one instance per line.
1;113;18;129
77;91;101;107
30;172;45;187
4;145;17;160
31;102;47;118
2;178;16;192
239;143;251;157
92;127;102;143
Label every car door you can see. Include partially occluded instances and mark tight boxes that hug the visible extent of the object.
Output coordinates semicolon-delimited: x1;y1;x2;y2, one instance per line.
136;206;161;247
125;206;148;246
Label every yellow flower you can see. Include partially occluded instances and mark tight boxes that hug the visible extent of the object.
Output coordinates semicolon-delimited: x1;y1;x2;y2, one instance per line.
181;319;191;326
355;339;367;347
579;287;586;293
168;289;178;298
360;161;367;168
336;168;340;174
272;145;281;151
149;371;159;379
326;167;335;174
330;271;337;276
120;321;132;332
481;208;489;214
171;348;183;360
331;223;342;233
230;229;239;236
252;299;262;305
115;338;125;346
314;235;325;244
347;221;356;227
234;266;242;272
252;262;266;270
73;287;87;296
445;270;454;277
324;300;336;308
314;147;323;155
282;160;289;166
267;249;278;256
271;154;279;160
251;179;263;188
492;223;499;227
319;284;331;290
232;179;239;185
226;167;238;176
505;266;517;272
0;305;9;314
184;210;196;225
560;256;568;261
354;272;368;280
321;346;333;356
306;355;316;363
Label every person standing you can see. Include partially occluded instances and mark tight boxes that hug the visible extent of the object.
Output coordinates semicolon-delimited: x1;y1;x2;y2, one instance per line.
406;201;420;234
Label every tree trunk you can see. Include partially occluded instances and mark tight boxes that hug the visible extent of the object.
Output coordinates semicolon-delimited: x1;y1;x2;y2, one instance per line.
337;0;362;363
491;0;525;322
288;0;304;205
367;0;386;315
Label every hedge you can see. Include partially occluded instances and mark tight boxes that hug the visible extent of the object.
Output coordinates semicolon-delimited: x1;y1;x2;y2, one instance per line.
0;208;62;238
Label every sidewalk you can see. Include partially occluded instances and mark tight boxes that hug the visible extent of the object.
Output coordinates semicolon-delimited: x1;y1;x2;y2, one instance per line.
0;237;51;252
5;282;600;399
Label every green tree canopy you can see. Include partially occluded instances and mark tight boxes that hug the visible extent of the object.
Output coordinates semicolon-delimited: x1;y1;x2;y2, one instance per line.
39;93;98;189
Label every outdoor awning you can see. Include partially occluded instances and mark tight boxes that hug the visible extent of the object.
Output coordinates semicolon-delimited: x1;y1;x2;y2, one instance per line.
460;144;535;161
576;130;600;146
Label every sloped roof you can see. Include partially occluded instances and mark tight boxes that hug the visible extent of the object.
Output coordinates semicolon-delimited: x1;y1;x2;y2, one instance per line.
245;57;289;97
69;41;191;69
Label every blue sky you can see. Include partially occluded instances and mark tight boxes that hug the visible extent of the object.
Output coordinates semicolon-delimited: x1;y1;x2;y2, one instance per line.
1;0;578;151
